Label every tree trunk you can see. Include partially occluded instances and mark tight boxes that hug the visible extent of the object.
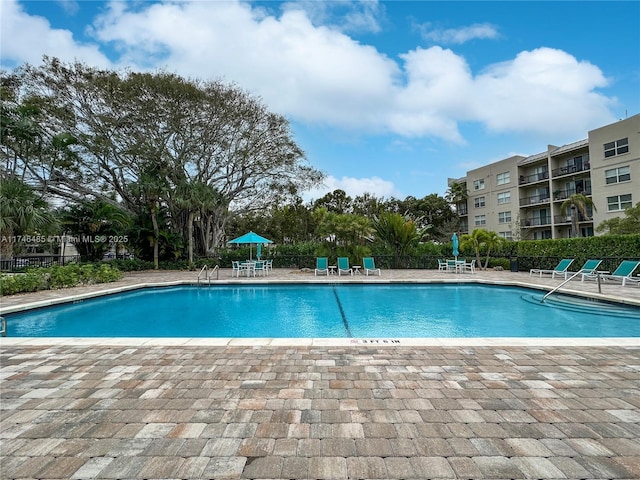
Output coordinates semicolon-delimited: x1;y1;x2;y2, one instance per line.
150;202;159;270
571;206;579;238
188;211;194;264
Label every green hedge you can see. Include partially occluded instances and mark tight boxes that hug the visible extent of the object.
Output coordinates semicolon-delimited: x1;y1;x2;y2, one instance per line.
0;263;122;296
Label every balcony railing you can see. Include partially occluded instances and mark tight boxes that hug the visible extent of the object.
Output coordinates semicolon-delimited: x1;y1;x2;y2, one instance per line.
522;217;552;227
519;171;549;185
551;162;590;178
554;215;572;224
553;214;592;224
552;187;592;201
519;194;550;206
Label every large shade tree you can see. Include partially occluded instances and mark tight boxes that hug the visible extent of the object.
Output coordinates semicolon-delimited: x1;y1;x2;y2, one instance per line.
3;57;323;260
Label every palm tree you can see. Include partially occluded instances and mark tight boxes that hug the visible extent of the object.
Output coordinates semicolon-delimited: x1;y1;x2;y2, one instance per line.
60;199;131;261
560;193;597;238
446;181;469;213
480;230;504;270
0;176;57;259
460;229;488;270
373;212;429;268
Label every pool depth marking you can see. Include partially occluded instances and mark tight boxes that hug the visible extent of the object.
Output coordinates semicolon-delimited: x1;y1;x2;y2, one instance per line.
332;286;353;337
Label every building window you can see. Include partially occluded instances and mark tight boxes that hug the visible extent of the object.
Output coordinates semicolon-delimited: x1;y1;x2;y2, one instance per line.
604;138;629;158
474;215;486;226
474;196;485;208
605;166;631;184
473;179;485;190
496;172;510;185
607;194;632;211
498;211;512;223
497;192;511;204
499;231;512;240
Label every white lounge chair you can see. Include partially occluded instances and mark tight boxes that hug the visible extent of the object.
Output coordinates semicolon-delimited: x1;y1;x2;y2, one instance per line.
530;259;574;279
337;257;353;276
363;257;381;276
315;257;329;276
582;260;640;286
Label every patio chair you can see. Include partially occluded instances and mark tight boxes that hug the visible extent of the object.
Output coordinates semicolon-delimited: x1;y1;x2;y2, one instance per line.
254;260;267;277
463;259;476;274
530;258;574;279
337;257;353;276
363;257;381;276
231;260;242;277
315;257;329;276
582;260;640;286
264;259;273;274
437;259;447;272
577;259;603;281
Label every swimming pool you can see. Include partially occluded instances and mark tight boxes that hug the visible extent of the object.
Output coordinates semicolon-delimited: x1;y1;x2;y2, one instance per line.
5;284;640;338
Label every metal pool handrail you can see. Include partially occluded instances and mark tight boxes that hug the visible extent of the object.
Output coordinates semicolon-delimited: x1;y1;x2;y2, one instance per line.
197;265;219;284
542;269;602;302
0;316;6;337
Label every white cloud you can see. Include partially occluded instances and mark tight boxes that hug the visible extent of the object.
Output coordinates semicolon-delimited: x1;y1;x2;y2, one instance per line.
0;0;110;68
419;23;500;44
303;175;399;201
55;0;80;16
282;0;385;34
1;0;618;142
471;47;615;136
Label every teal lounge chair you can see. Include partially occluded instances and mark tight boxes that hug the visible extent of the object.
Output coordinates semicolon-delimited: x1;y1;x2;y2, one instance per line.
530;258;574;279
577;259;603;281
583;260;640;286
363;257;381;276
315;257;329;276
337;257;353;276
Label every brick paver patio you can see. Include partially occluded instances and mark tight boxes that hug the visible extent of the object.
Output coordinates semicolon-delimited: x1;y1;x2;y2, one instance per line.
1;269;639;479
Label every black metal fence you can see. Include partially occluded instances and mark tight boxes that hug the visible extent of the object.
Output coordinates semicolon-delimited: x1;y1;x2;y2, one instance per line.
0;255;81;272
2;254;634;274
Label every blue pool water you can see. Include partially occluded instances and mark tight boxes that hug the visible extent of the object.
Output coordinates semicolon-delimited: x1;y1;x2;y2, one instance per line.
4;284;640;338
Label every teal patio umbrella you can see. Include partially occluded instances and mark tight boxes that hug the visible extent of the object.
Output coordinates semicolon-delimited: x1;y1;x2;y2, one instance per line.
228;231;273;260
451;232;459;261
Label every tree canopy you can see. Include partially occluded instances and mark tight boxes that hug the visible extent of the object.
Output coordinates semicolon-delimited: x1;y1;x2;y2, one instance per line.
1;57;323;260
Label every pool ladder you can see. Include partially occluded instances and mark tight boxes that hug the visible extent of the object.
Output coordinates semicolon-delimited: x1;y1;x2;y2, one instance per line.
197;265;219;285
0;316;6;337
542;269;602;302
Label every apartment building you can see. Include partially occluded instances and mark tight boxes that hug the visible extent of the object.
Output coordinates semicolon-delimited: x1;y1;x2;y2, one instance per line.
449;113;639;240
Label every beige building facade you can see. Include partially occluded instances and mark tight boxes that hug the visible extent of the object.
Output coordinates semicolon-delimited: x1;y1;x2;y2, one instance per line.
450;114;639;240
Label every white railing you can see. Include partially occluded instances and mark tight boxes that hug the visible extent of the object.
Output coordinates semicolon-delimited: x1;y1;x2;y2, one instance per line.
542;269;601;302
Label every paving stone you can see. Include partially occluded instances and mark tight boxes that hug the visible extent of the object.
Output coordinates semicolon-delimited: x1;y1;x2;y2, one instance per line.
447;456;484;478
308;456;347;479
514;457;567;479
347;456;388;478
410;456;456;479
203;456;247;479
281;456;309;479
473;455;525;478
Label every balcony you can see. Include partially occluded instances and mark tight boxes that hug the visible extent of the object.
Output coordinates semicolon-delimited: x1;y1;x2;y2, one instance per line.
519;194;550;206
457;205;468;216
554;215;572;224
552;187;592;201
551;162;590;178
522;217;552;227
553;214;592;224
519;171;549;185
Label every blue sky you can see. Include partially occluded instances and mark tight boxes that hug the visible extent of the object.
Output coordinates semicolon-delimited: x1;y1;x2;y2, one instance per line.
2;1;639;201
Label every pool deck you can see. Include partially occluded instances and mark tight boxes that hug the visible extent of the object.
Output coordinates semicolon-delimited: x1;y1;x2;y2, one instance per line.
1;269;639;479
